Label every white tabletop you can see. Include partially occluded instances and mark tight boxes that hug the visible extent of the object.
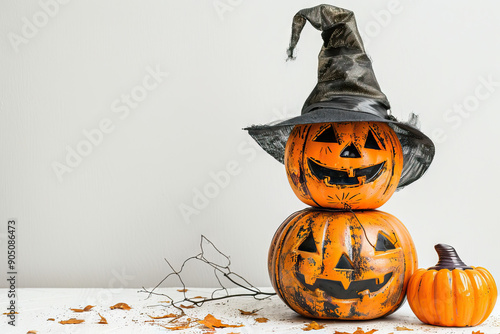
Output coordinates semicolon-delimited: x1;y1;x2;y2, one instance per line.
1;288;499;333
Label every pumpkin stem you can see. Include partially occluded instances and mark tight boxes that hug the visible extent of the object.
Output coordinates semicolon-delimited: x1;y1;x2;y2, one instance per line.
428;244;472;270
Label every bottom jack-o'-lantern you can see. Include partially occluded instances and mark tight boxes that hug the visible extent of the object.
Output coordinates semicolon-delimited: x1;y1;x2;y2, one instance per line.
268;209;417;319
407;244;497;327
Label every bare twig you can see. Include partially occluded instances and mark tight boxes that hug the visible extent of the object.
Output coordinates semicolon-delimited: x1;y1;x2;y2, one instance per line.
139;235;276;309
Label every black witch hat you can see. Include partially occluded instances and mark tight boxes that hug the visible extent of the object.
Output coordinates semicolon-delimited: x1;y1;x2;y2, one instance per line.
245;4;435;188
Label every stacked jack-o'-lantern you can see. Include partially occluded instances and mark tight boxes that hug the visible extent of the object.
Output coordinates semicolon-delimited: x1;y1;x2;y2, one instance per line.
246;4;436;320
247;4;496;325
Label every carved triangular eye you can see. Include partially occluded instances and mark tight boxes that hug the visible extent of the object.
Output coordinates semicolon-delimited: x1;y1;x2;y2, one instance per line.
298;232;317;253
364;130;382;150
375;232;396;252
313;125;338;143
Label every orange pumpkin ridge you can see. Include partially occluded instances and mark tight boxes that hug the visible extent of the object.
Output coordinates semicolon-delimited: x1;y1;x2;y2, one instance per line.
285;122;403;209
269;209;416;320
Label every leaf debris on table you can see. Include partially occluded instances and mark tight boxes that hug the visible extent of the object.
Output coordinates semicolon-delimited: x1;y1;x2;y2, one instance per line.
148;313;178;319
238;309;260;315
110;302;131;310
59;318;85;325
97;313;108;324
303;321;325;331
198;314;243;329
395;326;413;331
160;323;191;331
255;317;269;323
335;328;378;334
70;305;94;312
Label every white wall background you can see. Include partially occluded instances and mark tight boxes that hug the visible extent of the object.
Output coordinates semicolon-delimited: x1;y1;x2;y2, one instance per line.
1;0;499;289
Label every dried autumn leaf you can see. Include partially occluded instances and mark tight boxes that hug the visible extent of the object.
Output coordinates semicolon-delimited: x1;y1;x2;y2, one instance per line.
97;313;108;324
110;302;131;310
160;324;190;331
177;288;188;292
303;321;325;331
395;326;413;331
27;331;37;334
59;318;85;325
180;304;195;309
192;296;205;299
198;314;243;329
47;318;55;321
335;329;377;334
238;309;260;315
148;313;178;319
70;305;94;312
352;328;377;334
255;317;268;323
472;331;484;334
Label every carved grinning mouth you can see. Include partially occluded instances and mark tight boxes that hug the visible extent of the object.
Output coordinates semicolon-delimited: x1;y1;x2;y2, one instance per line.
307;158;385;186
296;272;393;299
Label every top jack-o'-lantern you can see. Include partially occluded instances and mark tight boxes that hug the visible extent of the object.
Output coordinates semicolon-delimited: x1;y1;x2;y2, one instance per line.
285;121;403;209
245;4;435;209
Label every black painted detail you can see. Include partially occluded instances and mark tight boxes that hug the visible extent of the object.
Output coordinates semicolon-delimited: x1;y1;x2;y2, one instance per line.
340;143;361;158
298;232;317;253
307;158;385;186
364;130;381;150
322;301;341;318
296;272;393;299
335;253;354;270
375;232;396;252
313;125;338;143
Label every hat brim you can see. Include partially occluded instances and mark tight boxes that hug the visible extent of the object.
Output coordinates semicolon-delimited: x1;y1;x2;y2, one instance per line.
245;107;435;189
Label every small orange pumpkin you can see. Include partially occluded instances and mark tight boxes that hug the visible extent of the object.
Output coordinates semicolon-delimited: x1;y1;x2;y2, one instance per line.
268;208;416;319
407;244;497;327
284;122;403;210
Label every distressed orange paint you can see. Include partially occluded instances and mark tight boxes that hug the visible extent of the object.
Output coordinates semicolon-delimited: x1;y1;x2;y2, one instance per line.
268;209;416;319
285;122;403;209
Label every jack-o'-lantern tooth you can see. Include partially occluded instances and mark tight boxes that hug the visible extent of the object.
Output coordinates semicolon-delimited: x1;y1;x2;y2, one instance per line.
340;277;351;291
359;289;371;297
348;168;355;177
304;275;317;286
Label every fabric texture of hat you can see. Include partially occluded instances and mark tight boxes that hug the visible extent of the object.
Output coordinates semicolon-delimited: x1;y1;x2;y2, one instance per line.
245;4;435;189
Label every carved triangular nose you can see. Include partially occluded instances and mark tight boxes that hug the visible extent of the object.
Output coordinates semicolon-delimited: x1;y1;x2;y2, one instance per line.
335;253;354;270
340;142;361;158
